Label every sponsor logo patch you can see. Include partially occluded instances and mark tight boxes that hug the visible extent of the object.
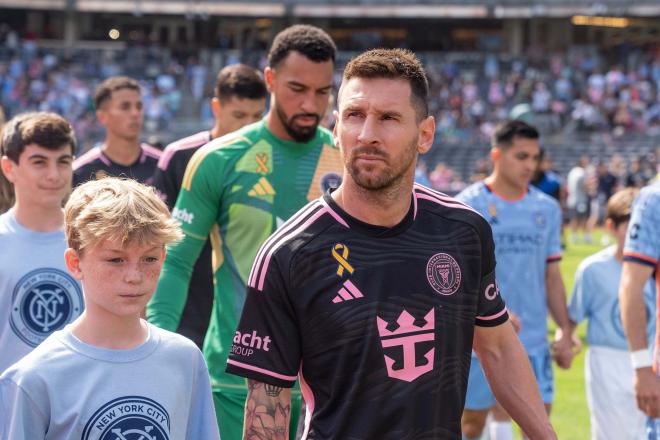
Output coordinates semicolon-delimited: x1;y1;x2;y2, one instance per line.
484;282;500;301
172;207;195;225
231;330;272;357
9;268;83;347
376;309;435;382
426;253;461;296
82;396;170;440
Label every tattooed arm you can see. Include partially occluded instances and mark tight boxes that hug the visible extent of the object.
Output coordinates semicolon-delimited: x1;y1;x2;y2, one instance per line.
243;379;292;440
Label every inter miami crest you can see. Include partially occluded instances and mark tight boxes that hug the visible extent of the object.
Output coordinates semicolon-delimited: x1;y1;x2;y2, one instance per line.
82;396;171;440
426;253;462;296
9;268;83;347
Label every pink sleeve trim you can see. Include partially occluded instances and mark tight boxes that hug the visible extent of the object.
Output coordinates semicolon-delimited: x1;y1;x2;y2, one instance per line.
476;307;508;321
227;359;297;382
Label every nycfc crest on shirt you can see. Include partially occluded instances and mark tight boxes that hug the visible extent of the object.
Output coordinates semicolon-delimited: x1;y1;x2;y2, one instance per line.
9;268;83;347
82;396;170;440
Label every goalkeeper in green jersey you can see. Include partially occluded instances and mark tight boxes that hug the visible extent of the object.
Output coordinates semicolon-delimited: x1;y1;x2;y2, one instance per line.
147;24;342;440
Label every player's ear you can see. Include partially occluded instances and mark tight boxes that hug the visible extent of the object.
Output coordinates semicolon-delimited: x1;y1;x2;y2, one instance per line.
417;115;435;155
1;156;16;183
264;67;275;93
211;97;222;119
490;148;501;161
64;248;83;280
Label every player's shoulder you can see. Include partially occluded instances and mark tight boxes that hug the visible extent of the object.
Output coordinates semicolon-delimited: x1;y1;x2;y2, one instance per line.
635;182;660;210
140;143;162;161
248;198;333;288
527;185;561;212
316;126;335;147
578;245;616;274
158;131;210;170
149;323;201;353
455;181;486;204
414;184;489;233
72;146;103;171
0;210;13;235
189;124;259;168
0;331;69;387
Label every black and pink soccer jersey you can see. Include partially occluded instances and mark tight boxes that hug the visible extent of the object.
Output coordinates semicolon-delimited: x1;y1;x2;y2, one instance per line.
73;144;161;186
226;184;508;439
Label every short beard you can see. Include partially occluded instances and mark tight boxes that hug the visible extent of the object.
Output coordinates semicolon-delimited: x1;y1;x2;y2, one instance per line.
346;137;418;192
275;102;319;143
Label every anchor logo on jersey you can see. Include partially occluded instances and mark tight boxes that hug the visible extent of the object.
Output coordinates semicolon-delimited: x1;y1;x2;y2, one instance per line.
9;268;83;347
376;308;435;382
82;396;170;440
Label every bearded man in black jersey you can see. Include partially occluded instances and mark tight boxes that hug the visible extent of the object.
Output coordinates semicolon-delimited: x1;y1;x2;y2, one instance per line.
227;48;557;440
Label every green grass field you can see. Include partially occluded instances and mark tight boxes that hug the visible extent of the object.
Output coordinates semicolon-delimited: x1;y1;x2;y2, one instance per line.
512;232;609;439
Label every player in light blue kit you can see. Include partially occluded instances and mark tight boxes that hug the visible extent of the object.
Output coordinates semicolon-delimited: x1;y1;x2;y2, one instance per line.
458;120;579;440
569;188;655;439
0;177;219;440
0;112;83;373
619;181;660;439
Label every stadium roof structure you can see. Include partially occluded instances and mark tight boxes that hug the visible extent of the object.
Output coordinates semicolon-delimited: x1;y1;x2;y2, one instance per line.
2;0;659;17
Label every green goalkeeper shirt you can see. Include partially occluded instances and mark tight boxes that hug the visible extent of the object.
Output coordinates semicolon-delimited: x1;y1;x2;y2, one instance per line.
147;120;342;392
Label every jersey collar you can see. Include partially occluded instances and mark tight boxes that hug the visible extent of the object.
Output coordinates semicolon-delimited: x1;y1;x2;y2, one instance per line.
322;189;415;238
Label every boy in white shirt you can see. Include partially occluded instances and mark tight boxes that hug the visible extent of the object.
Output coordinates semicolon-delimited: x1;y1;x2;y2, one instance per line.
0;177;220;440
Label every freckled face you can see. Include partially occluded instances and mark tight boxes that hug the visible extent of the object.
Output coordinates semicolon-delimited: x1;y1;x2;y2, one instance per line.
66;239;165;319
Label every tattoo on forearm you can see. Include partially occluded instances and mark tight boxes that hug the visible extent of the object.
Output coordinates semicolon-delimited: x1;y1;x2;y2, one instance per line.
244;380;291;440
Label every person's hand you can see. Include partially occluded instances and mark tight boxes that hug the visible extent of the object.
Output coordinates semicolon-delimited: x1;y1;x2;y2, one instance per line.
551;327;581;369
635;367;660;417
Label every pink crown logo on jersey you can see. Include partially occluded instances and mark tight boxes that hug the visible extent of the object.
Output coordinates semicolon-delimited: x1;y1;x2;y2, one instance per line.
376;308;435;382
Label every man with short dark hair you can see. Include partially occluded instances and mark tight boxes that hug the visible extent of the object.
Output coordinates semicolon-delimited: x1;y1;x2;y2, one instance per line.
147;25;342;439
0;112;83;373
227;49;555;440
458;119;577;440
73;76;161;186
152;64;266;349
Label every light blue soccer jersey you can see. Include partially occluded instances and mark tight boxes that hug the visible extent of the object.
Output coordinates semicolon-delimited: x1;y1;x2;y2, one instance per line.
0;211;83;373
457;182;562;353
623;182;660;359
569;245;656;350
0;322;219;440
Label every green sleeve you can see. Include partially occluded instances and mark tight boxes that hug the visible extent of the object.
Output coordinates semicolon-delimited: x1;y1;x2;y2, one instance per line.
147;233;206;330
147;146;227;330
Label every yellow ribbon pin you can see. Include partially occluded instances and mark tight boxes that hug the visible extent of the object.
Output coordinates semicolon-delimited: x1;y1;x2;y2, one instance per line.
332;243;354;277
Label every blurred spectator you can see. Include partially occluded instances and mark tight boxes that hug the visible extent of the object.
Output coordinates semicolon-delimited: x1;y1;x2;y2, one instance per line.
567;155;591;243
532;148;563;202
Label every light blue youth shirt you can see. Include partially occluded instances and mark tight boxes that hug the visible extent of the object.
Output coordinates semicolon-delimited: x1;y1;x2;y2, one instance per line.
0;210;83;373
457;182;562;354
0;322;220;440
569;245;656;350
